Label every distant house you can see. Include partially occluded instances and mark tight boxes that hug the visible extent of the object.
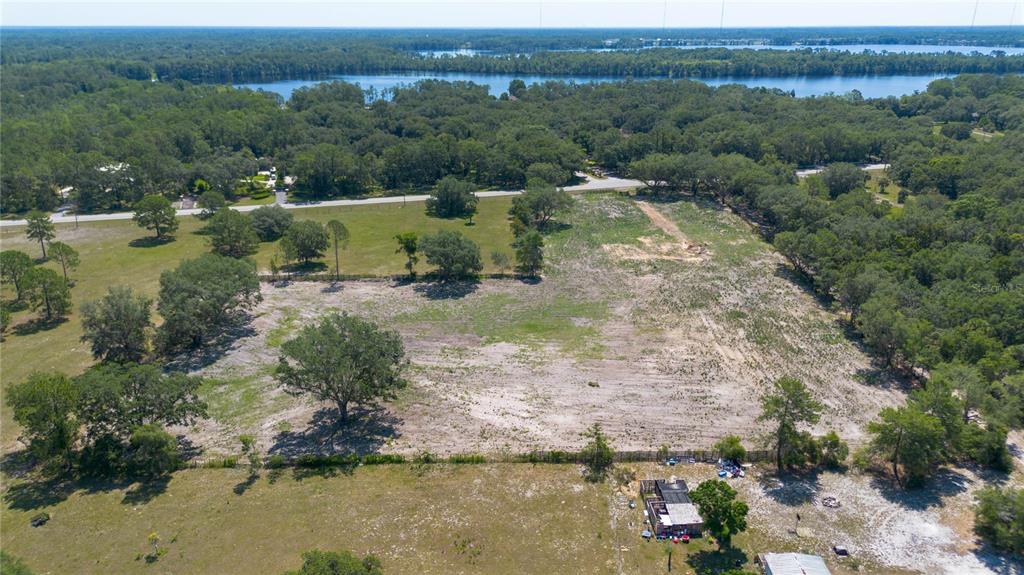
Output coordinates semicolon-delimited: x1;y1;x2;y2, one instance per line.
757;552;832;575
640;479;704;537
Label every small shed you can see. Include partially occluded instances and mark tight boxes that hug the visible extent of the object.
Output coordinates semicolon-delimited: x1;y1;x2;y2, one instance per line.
758;553;832;575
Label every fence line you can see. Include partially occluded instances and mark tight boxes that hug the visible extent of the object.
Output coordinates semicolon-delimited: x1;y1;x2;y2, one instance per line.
186;448;772;469
260;272;530;283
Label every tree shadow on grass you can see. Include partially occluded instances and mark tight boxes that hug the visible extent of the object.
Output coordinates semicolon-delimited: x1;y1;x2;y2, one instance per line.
686;545;750;575
2;476;74;511
759;467;824;507
13;316;68;336
268;406;401;458
283;261;328;274
128;236;176;248
120;475;172;506
870;467;971;511
233;473;259;495
413;279;479;300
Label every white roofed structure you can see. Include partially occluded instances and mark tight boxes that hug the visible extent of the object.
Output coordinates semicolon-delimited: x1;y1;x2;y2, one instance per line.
759;553;832;575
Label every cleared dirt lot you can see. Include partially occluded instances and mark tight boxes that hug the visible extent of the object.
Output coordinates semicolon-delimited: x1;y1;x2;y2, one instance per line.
188;194;904;456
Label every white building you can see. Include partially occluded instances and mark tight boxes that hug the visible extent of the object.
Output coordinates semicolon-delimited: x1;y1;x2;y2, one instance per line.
759;553;832;575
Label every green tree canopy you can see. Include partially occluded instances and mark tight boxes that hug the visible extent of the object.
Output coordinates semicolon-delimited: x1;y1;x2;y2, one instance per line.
509;184;574;233
24;267;72;322
74;363;207;441
866;405;946;488
419;230;482;280
758;376;822;471
0;250;35;301
46;241;80;283
394;232;419;277
197;190;227;219
207;209;260;258
820;163;868;198
281;220;329;264
24;210;55;258
425;176;478;220
276;312;407;422
579;423;614;482
513;230;544;276
974;487;1024;555
132;195;178;239
251;204;294;241
326;219;350;279
80;285;153;362
689;479;749;547
156;254;261;351
8;372;80;466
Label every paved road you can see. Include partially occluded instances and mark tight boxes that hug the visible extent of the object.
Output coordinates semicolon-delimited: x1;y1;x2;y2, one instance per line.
0;175;642;227
795;163;890;178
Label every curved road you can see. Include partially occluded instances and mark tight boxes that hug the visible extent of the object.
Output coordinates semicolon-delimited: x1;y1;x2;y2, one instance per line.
0;175;642;227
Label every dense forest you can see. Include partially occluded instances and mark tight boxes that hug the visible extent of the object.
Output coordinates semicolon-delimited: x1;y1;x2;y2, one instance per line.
2;29;1023;442
3;29;1024;86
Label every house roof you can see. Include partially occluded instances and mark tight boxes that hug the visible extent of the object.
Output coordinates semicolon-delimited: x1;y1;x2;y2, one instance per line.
761;553;832;575
663;503;703;527
656;479;692;504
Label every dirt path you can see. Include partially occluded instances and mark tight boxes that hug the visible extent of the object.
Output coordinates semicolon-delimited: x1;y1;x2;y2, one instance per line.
634;200;688;242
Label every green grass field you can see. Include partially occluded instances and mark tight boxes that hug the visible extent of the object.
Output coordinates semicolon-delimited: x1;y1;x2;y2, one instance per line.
865;168;903;206
0;198;515;447
0;462;904;575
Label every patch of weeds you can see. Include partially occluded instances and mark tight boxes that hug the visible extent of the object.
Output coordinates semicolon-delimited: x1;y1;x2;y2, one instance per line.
266;307;298;347
724;309;748;322
452;535;483;564
198;373;290;428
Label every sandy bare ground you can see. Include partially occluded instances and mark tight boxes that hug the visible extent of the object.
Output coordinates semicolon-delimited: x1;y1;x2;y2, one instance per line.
617;462;1023;575
186;196;904;457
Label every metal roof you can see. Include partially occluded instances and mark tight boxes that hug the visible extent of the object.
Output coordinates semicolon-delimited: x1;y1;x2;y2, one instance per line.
664;503;703;527
656;479;692;504
762;553;832;575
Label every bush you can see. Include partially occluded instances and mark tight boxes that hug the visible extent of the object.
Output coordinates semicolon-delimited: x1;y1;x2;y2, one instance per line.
448;454;487;464
819;431;850;468
203;457;238;469
127;424;180;477
974;487;1024;554
714;435;747;462
361;453;405;465
284;549;383;575
412;451;438;465
524;450;573;464
265;454;287;469
962;423;1012;472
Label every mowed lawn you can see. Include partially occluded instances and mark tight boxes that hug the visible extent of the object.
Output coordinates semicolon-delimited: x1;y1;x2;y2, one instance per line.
0;198;515;447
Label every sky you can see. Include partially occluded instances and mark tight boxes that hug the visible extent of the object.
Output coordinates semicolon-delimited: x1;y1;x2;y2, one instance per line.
1;0;1022;28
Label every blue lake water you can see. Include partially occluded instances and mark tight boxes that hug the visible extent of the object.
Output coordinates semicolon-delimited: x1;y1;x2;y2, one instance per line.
239;71;973;100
